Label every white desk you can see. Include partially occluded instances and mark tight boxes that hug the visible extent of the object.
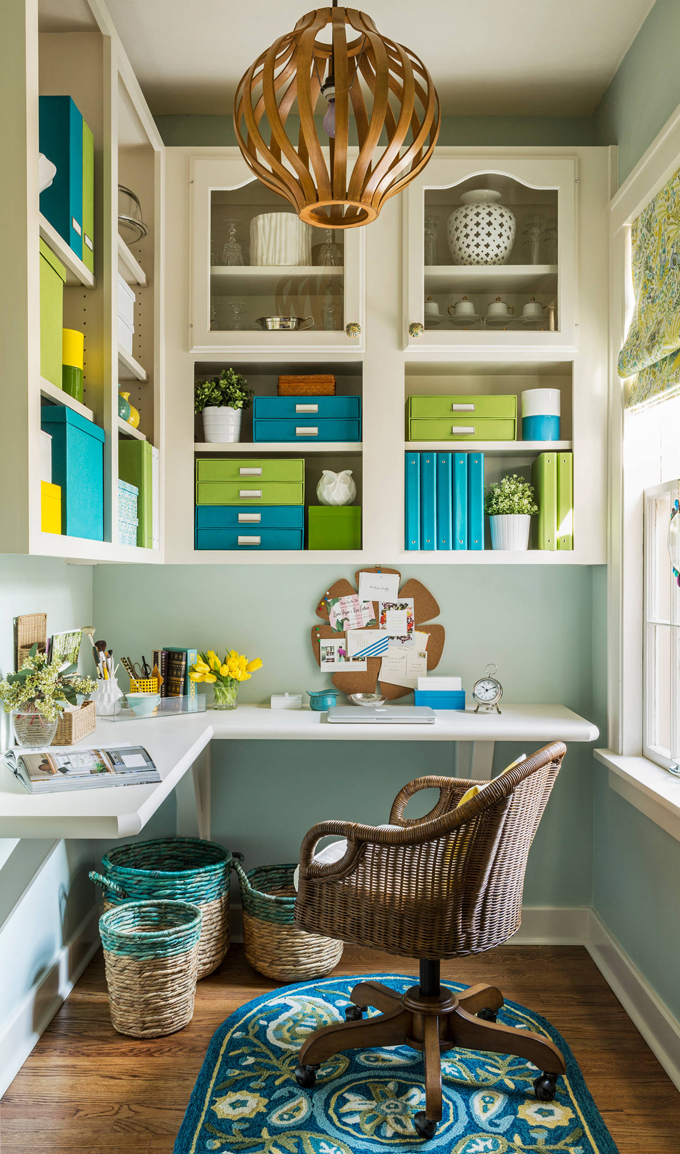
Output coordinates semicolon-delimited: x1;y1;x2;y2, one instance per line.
0;704;598;840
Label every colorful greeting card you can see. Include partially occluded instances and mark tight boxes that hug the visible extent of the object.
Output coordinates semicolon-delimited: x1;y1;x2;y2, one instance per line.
347;629;389;660
318;638;367;671
328;595;377;633
379;599;414;645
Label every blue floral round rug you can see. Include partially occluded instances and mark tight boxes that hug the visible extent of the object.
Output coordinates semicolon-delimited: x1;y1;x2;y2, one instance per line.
174;973;620;1154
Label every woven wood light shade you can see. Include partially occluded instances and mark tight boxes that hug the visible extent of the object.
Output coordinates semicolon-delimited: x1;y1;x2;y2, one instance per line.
234;6;440;228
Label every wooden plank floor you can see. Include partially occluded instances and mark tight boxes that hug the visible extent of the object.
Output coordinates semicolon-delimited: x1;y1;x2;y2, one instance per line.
2;944;680;1152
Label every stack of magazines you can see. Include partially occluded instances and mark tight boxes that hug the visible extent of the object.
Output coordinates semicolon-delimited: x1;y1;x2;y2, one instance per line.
2;745;161;793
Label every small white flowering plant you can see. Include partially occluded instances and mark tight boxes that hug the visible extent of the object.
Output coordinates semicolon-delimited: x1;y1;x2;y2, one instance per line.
484;474;539;517
0;645;97;721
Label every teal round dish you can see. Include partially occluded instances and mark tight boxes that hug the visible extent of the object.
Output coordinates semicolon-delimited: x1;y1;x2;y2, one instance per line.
307;689;339;712
126;692;161;717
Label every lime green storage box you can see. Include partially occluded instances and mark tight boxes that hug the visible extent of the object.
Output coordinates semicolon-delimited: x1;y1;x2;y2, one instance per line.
408;395;517;419
406;394;516;442
409;418;516;442
196;480;304;506
195;458;304;483
308;506;361;549
39;240;66;388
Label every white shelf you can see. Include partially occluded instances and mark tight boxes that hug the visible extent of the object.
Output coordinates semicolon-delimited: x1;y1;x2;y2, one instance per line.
405;441;572;456
424;264;557;295
117;234;147;286
194;441;362;453
210;264;343;296
39;377;95;422
39;214;95;289
118;345;147;381
118;417;147;440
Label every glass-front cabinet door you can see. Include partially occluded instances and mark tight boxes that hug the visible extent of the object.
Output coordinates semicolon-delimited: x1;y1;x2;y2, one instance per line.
403;152;577;350
191;155;364;352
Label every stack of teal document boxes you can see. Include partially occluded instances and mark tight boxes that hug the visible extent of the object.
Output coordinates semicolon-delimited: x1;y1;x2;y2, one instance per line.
40;406;105;540
39;95;95;268
195;459;305;550
252;396;361;442
405;452;484;550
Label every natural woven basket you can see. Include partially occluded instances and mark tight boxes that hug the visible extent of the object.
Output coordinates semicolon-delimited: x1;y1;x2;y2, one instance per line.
90;838;236;979
53;700;96;745
100;899;201;1038
235;860;343;983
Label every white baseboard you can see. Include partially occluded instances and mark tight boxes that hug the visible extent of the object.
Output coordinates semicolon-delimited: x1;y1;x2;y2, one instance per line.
0;903;100;1098
585;909;680;1092
513;905;591;945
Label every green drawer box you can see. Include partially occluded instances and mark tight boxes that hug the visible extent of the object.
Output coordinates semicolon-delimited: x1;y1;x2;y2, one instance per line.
196;481;304;506
196;458;304;483
308;506;361;550
408;418;516;442
407;395;517;419
40;239;66;388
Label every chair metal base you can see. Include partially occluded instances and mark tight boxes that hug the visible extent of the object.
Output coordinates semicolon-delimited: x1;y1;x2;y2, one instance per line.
297;963;566;1140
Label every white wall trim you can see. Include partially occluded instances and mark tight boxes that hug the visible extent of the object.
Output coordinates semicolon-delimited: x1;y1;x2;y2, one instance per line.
611;97;680;231
0;903;100;1098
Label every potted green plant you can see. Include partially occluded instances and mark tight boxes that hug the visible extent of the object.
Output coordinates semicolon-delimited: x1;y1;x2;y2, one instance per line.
0;646;97;748
195;368;253;443
485;474;538;550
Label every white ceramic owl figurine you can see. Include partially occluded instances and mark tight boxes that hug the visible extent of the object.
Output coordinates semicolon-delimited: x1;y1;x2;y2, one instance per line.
316;469;356;506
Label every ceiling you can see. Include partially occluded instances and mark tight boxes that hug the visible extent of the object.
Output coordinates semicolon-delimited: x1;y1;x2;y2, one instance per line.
103;0;654;119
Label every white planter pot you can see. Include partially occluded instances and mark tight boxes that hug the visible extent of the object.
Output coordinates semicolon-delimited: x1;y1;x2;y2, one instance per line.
202;405;242;444
489;514;531;550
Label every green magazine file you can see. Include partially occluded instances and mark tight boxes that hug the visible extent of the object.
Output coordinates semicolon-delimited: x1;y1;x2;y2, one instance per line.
119;440;153;548
532;452;557;550
557;452;573;549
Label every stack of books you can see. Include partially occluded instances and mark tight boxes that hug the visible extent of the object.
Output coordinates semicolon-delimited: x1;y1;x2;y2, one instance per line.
152;647;198;697
405;452;484;550
532;451;573;550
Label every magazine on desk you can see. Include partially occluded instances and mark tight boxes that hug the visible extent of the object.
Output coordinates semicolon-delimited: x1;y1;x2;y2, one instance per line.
2;744;161;793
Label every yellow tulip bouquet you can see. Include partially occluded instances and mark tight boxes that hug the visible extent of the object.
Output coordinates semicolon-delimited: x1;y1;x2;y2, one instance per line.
189;649;263;710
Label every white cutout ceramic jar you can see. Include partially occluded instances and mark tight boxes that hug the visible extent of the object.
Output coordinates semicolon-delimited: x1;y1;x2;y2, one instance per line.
447;190;516;266
489;514;531;550
202;406;242;444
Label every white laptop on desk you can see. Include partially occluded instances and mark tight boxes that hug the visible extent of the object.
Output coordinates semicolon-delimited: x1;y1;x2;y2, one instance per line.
327;705;437;724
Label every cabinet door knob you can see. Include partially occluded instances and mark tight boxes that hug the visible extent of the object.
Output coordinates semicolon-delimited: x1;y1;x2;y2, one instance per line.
409;322;424;337
345;322;361;337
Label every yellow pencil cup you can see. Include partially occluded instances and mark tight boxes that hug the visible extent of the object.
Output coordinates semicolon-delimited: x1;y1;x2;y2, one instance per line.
62;328;84;370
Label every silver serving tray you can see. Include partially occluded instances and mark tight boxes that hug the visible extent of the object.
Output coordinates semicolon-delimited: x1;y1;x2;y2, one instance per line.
256;315;314;331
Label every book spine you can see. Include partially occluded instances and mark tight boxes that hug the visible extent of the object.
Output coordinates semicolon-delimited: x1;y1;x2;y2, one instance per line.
435;454;452;550
532;452;558;550
453;453;468;550
468;452;484;550
184;649;198;697
166;651;187;697
420;453;436;550
405;452;421;550
159;649;169;697
557;451;573;550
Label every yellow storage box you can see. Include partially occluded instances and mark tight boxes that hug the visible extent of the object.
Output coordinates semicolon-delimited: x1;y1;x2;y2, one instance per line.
41;481;62;534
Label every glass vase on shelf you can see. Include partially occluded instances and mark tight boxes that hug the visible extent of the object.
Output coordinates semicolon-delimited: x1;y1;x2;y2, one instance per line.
12;710;59;748
226;301;246;331
522;213;545;264
317;229;343;267
211;681;239;710
221;219;245;266
424;215;439;265
544;218;558;264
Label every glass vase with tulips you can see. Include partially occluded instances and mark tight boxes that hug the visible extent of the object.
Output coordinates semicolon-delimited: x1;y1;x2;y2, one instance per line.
189;649;263;710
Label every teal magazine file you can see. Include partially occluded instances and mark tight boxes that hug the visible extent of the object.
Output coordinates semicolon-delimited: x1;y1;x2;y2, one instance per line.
421;453;436;551
453;453;468;549
436;453;452;550
404;452;421;549
468;452;484;550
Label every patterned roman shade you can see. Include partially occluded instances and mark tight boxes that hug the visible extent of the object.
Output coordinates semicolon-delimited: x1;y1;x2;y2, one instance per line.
619;168;680;409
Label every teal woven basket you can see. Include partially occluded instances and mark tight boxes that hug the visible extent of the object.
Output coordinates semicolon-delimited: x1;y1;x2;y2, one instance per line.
99;899;202;1038
90;837;239;979
234;859;343;983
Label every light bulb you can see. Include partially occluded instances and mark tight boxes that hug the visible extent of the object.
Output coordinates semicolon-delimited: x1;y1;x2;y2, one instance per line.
323;97;336;139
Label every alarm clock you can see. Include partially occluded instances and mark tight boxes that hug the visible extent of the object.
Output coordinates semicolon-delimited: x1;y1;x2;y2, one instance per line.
473;664;503;714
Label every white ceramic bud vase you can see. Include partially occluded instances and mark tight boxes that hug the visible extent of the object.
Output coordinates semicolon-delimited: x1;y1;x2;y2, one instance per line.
202;405;242;444
447;189;516;266
316;469;356;506
489;514;531;550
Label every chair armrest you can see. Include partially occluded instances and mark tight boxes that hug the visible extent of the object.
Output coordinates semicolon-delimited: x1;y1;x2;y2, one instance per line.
389;775;479;825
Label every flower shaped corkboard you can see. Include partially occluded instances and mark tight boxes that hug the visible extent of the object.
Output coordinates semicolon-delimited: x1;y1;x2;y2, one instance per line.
310;568;445;700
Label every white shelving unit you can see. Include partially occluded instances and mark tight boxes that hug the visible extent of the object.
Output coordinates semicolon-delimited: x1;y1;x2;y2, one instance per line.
118;345;148;382
424;264;557;295
404;440;572;456
210;265;343;296
118;234;147;287
194;441;362;454
39;214;95;289
118;418;147;441
40;378;95;423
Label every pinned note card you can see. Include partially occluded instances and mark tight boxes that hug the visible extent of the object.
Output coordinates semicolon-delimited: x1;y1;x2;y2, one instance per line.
319;638;366;672
379;648;428;689
358;570;400;603
328;595;377;633
379;599;414;645
347;629;389;660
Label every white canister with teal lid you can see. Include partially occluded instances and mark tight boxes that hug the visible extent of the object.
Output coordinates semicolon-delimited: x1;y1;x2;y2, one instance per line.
521;388;561;441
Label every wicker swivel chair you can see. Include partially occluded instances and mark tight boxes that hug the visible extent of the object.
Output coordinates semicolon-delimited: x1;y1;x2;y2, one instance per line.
294;740;567;1141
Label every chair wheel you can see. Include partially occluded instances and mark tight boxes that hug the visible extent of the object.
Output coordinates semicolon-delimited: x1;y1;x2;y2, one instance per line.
345;1003;365;1022
295;1064;318;1089
413;1112;437;1140
533;1073;559;1101
477;1007;497;1023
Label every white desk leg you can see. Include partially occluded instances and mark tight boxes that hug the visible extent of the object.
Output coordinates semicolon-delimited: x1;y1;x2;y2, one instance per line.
175;745;211;840
456;741;495;781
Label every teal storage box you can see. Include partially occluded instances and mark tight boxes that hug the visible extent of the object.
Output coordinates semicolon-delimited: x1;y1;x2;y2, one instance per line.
39;96;84;258
414;690;465;710
308;506;361;550
40;406;105;540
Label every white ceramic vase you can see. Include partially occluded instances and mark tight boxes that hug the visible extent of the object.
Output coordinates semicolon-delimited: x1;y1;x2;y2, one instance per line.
92;677;124;717
250;213;312;266
489;514;531;550
316;469;356;506
202;405;242;444
447;189;516;265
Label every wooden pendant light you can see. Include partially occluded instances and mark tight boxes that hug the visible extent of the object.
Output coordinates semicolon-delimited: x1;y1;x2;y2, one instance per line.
234;6;440;228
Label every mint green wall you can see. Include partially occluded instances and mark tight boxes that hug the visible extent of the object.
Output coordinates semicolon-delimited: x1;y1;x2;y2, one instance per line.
93;563;602;905
593;0;680;184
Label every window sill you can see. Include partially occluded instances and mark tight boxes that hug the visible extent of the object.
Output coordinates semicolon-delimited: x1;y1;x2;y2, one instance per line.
594;748;680;843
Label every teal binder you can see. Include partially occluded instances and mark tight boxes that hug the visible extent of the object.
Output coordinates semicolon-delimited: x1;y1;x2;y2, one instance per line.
453;454;468;549
532;452;558;550
436;454;452;550
405;453;421;550
468;452;484;550
421;454;436;550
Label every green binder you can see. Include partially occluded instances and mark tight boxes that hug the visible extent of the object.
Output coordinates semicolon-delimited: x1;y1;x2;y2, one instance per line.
119;440;153;548
557;452;573;550
82;120;94;273
532;452;557;550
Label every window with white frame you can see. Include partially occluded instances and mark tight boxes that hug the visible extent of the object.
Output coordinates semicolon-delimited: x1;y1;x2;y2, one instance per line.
644;479;680;770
